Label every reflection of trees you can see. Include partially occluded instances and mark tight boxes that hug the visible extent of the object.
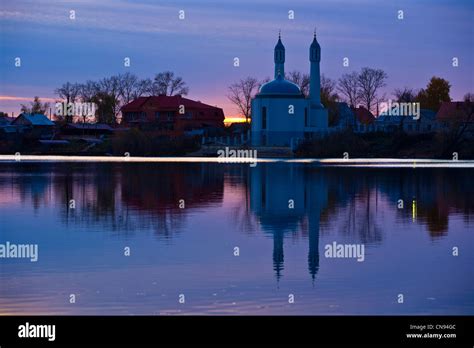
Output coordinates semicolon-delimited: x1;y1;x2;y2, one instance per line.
228;166;259;235
320;170;383;244
83;163;225;238
422;206;449;238
378;168;474;239
1;164;473;243
0;163;226;239
320;168;474;240
340;188;383;244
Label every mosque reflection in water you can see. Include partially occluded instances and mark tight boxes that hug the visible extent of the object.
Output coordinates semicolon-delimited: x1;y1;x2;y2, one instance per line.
249;164;325;282
1;162;472;286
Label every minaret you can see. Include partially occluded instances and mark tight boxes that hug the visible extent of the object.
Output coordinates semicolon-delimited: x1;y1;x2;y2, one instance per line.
274;31;285;79
309;30;322;106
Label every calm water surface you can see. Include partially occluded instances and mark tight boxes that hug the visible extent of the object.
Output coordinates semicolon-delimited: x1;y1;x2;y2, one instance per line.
0;162;473;315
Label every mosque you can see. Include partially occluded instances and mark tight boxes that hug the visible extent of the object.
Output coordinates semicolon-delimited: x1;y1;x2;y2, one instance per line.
251;32;329;147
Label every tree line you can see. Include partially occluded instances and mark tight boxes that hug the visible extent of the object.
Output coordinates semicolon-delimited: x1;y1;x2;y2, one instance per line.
42;71;188;124
227;68;467;122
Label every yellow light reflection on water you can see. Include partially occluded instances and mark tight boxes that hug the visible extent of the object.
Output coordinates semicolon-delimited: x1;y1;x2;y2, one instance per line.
412;199;417;221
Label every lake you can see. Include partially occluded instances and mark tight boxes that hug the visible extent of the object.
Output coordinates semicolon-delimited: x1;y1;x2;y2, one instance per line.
0;162;473;315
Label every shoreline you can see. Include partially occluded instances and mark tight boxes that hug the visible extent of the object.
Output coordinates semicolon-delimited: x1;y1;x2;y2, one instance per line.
0;155;473;167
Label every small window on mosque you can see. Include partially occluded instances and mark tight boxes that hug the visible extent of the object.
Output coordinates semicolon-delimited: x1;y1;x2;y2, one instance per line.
262;107;267;129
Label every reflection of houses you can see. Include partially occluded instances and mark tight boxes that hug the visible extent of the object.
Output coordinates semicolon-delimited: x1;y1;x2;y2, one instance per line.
121;95;225;136
120;163;225;213
249;163;328;281
44;163;225;238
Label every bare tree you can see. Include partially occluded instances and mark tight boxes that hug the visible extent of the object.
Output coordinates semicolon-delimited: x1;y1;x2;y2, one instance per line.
99;76;122;120
55;82;81;104
133;78;153;99
55;82;81;122
375;93;387;117
152;71;189;96
118;73;139;104
76;81;101;123
337;72;360;108
78;80;99;102
286;70;310;96
393;87;417;103
463;92;474;102
357;67;388;114
258;77;271;89
227;77;260;123
321;75;338;103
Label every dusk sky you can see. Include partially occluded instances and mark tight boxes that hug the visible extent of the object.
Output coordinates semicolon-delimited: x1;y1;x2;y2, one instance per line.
1;0;473;118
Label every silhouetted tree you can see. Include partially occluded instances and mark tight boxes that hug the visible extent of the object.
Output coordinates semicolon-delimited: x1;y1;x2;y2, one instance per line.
54;82;81;122
321;75;339;126
357;67;388;114
152;71;189;96
393;87;417;103
20;96;50;115
464;93;474;102
227;77;260;123
97;76;123;121
78;80;99;102
321;75;338;105
416;76;451;111
337;71;360;108
91;92;117;124
286;70;310;96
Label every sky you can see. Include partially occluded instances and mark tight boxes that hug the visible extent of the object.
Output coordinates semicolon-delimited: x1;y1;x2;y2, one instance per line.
0;0;473;119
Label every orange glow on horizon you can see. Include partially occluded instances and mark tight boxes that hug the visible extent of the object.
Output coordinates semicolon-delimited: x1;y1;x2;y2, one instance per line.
0;95;57;102
224;116;249;125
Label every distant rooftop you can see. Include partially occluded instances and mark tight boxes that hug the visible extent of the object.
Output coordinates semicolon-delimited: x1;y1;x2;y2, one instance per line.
121;95;222;112
436;101;474;121
13;113;55;126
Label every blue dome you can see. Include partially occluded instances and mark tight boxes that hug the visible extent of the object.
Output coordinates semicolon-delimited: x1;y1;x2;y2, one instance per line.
258;75;302;96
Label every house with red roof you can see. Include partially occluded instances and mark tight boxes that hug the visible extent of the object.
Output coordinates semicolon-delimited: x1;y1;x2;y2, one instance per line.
331;103;376;133
436;101;474;137
353;106;376;132
120;95;225;136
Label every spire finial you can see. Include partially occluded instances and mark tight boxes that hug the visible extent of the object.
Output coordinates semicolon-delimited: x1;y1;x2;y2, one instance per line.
278;29;281;40
314;27;317;39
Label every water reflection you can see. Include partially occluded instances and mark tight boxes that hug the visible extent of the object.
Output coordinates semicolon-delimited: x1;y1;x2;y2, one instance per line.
1;162;473;284
249;164;324;282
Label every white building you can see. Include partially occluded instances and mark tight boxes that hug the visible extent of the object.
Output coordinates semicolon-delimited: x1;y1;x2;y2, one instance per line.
251;33;328;147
